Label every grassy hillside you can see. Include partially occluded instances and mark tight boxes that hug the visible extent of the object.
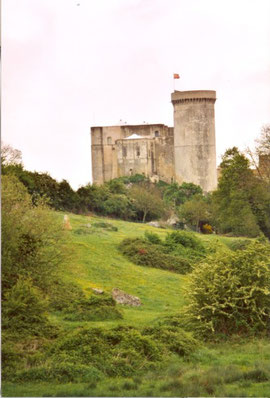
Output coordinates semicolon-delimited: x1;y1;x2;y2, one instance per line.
3;212;270;397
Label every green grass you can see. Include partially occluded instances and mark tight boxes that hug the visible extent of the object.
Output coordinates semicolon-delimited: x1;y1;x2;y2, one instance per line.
3;212;270;397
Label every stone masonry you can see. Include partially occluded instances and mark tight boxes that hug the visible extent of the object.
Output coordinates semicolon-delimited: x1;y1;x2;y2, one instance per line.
91;90;217;192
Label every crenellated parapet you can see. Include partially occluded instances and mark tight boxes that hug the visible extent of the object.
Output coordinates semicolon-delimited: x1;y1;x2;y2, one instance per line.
171;90;216;105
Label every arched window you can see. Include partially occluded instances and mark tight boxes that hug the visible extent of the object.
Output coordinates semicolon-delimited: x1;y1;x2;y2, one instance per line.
136;146;140;157
107;136;112;145
122;146;127;157
155;131;159;137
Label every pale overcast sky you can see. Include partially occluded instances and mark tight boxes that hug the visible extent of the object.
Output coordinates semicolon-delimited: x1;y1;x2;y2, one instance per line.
2;0;270;189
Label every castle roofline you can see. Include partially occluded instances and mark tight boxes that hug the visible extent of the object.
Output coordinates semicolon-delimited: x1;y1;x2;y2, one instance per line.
171;90;216;104
91;123;169;129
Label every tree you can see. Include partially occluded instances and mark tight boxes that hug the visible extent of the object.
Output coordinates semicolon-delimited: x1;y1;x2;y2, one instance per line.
2;175;68;293
246;124;270;183
212;147;270;237
163;182;203;207
1;142;22;167
178;195;210;232
129;184;165;222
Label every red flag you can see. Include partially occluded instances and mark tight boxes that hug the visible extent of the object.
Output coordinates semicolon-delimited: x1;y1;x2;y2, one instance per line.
173;73;180;79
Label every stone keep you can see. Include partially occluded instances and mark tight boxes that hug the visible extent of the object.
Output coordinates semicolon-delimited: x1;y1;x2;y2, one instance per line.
91;90;217;192
172;90;217;192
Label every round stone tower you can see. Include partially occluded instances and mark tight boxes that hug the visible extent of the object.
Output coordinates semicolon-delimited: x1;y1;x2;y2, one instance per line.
171;90;217;192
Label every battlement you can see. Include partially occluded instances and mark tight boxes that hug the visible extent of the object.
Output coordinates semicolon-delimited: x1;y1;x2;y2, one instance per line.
171;90;216;104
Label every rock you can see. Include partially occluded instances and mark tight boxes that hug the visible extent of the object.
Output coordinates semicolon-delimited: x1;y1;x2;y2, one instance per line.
63;215;72;230
92;288;104;294
112;288;141;306
147;221;160;228
166;215;179;226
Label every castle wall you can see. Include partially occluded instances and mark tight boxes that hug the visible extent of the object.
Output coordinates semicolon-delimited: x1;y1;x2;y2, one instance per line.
116;138;154;177
91;126;122;184
172;91;217;192
155;135;175;183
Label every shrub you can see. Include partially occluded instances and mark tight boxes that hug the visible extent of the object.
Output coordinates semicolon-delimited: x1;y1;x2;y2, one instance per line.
119;238;191;274
201;223;213;234
224;238;251;252
48;326;163;377
144;231;162;245
92;222;118;231
2;175;69;293
63;294;123;321
12;363;103;383
2;278;52;337
164;231;205;252
182;241;270;338
48;280;85;311
143;325;199;356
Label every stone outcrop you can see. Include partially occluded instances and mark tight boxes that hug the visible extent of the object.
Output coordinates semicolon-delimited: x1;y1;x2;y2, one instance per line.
112;288;141;306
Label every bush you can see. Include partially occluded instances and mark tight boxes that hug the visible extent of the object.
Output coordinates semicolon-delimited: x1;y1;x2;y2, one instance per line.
119;238;191;274
201;223;213;234
48;326;163;377
224;238;251;252
2;278;52;337
164;231;205;252
12;363;103;383
144;231;162;245
48;280;85;311
63;294;123;321
92;222;118;231
182;241;270;338
2;175;69;293
143;325;199;356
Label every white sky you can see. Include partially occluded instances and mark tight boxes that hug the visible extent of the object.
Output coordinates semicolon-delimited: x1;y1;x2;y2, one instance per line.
2;0;270;189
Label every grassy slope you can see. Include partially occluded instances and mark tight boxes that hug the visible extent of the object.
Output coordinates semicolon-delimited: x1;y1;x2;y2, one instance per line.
3;212;270;397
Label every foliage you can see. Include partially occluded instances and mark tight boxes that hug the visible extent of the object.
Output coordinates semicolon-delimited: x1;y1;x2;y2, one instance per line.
144;231;163;245
143;324;199;356
182;241;270;338
11;363;103;384
48;326;163;377
2;175;69;293
92;221;118;231
63;294;123;321
129;184;166;222
164;231;206;252
119;238;191;274
178;195;210;231
163;182;203;206
212;147;270;238
224;238;251;252
102;194;135;219
2;278;51;337
201;223;213;234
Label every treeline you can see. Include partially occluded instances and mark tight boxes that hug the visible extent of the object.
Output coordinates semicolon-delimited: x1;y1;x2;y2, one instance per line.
2;124;270;238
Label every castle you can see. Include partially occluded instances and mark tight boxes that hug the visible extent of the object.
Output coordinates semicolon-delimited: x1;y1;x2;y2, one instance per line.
91;90;217;192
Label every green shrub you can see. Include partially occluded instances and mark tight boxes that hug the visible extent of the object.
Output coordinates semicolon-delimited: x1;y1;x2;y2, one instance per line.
164;231;205;252
182;241;270;338
144;231;162;245
12;363;103;383
143;325;199;356
48;280;85;311
119;238;191;274
224;238;251;252
2;278;52;337
92;222;118;231
48;326;163;377
63;294;123;321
